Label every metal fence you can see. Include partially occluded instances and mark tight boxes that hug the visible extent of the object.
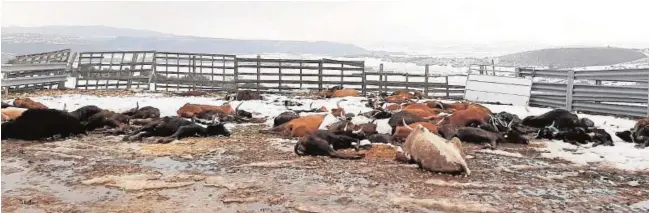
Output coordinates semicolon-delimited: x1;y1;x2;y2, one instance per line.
471;63;649;118
68;50;466;99
1;49;73;93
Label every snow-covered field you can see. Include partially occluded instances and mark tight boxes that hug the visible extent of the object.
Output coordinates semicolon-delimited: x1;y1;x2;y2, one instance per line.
11;92;648;172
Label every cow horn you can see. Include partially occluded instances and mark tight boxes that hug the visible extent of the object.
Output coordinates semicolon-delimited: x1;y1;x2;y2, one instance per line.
436;116;446;125
371;111;380;118
344;123;349;132
437;102;444;109
402;118;413;130
62;103;67;111
336;99;344;109
235;101;244;113
353;126;362;134
507;120;514;128
212;114;219;123
371;119;376;124
136;102;139;111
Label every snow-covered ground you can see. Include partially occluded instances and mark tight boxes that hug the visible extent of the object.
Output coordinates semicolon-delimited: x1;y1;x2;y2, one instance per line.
6;92;648;171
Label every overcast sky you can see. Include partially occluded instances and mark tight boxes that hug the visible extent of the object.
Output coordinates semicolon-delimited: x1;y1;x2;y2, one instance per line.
2;0;649;47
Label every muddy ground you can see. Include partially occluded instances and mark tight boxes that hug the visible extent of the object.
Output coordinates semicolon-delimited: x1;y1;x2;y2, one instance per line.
2;124;649;213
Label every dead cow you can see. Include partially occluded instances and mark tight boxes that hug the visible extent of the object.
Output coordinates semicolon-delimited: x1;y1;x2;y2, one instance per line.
1;109;86;140
395;124;470;175
13;97;48;109
123;116;231;144
226;90;263;101
294;130;364;159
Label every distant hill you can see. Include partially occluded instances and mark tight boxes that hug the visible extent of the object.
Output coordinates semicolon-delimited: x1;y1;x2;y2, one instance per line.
497;47;648;68
1;25;370;57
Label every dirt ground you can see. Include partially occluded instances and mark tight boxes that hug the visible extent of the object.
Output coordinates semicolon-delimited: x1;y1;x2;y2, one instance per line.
2;89;649;212
2;124;649;213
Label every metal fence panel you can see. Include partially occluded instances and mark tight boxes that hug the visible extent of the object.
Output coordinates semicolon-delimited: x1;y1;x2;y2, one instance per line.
153;52;236;92
75;51;156;90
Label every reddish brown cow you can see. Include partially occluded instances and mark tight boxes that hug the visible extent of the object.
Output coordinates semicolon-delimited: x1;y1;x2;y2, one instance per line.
393;119;439;139
13;98;48;109
265;114;326;138
176;103;234;118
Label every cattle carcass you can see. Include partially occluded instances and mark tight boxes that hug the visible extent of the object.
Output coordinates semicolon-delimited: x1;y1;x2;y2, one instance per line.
361;108;392;120
13;97;48;109
451;127;505;149
1;109;86;140
294;130;364;159
226;90;263;101
387;111;427;134
402;103;442;119
522;109;579;130
68;105;103;122
263;114;326;137
367;133;394;144
121;102;161;119
1;107;28;121
274;111;299;127
395;124;471;175
616;117;649;148
330;99;346;118
193;101;252;124
123;116;231;143
393;119;439;140
177;102;234;118
84;110;131;133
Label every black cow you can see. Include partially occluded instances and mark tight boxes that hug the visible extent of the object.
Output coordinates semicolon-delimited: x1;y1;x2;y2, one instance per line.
68;105;103;122
85;110;131;132
273;111;299;127
451;127;505;149
1;102;11;108
615;118;649;148
1;109;86;140
367;133;394;144
388;111;426;134
123;116;231;143
522;109;579;130
361;108;392;120
294;130;364;159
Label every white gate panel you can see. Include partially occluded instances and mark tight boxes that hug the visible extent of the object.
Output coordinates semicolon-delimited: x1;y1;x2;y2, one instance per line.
464;74;532;106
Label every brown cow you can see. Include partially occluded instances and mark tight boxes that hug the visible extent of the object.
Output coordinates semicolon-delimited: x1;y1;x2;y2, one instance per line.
402;103;443;119
332;89;360;98
1;108;28;121
176;102;234;118
330;99;346;117
13;98;48;109
264;114;326;138
393;119;439;140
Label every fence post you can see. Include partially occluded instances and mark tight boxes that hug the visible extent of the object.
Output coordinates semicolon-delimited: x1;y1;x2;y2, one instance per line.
192;55;197;91
318;59;323;91
299;62;303;89
424;64;429;97
514;67;521;78
340;63;344;88
647;73;649;116
233;57;239;92
256;55;261;92
566;70;575;111
405;73;409;91
445;76;450;98
361;61;366;96
379;63;384;93
278;61;283;93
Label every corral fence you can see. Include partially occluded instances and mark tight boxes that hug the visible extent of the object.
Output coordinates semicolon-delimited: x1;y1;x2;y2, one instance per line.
65;50;465;98
1;49;75;94
469;64;649;118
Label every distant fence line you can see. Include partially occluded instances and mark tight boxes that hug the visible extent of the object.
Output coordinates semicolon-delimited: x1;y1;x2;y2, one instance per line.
2;49;649;118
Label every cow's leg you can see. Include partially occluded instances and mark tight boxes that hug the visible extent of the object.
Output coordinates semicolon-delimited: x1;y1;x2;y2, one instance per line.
158;126;202;144
333;134;361;151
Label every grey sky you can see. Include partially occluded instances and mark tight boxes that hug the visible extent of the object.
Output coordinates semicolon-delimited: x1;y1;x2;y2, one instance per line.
2;0;649;47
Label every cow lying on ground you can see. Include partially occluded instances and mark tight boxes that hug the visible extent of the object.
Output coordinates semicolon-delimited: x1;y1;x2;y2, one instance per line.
1;102;10;108
395;124;470;175
294;130;364;159
68;105;103;122
262;114;327;137
226;90;263;101
177;102;235;118
522;109;579;130
1;108;28;122
123;116;231;143
616;117;649;148
13;97;48;109
2;109;86;140
121;102;161;119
